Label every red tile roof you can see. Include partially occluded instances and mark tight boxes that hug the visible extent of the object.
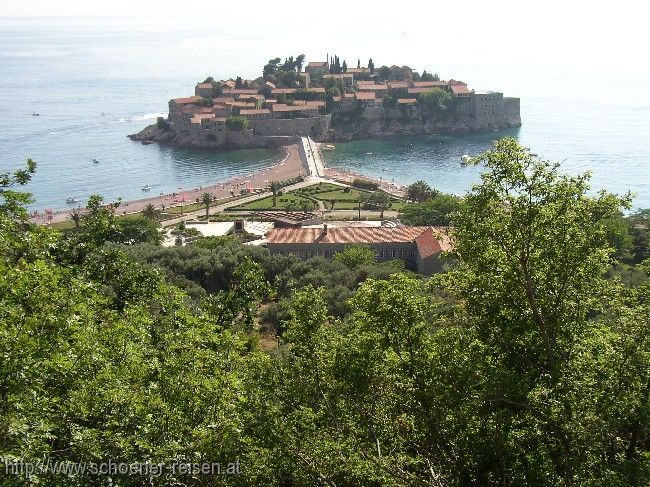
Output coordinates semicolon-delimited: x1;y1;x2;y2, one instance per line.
397;98;417;104
355;92;376;100
307;61;328;67
414;81;448;87
266;226;447;248
358;84;388;91
388;81;409;89
239;109;271;115
271;88;297;94
408;86;449;94
347;67;370;74
172;96;203;104
196;83;212;89
322;73;354;78
222;89;259;95
450;84;470;95
272;104;320;112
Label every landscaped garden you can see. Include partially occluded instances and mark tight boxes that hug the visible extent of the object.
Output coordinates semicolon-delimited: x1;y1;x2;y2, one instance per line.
227;181;407;212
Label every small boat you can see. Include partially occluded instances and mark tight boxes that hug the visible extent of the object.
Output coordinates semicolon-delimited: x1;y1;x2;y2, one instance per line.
365;152;373;155
142;140;153;145
66;197;79;204
141;185;151;192
382;167;388;171
460;154;471;165
92;158;100;164
31;113;40;117
321;144;335;151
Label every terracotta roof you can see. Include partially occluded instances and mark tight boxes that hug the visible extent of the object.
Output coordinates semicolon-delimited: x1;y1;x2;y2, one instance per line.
355;92;376;100
171;96;203;104
220;80;236;88
272;104;320;112
225;101;256;108
190;113;215;123
343;93;357;99
266;226;446;249
222;89;259;95
413;81;447;87
347;67;370;74
358;84;388;91
264;81;276;88
271;88;297;94
307;61;328;67
239;109;271;115
450;84;470;94
397;98;417;104
448;79;467;86
332;96;342;102
181;105;213;114
237;93;264;100
388;81;409;89
322;73;354;78
357;80;376;85
408;87;449;94
415;229;442;259
306;100;325;107
196;83;212;89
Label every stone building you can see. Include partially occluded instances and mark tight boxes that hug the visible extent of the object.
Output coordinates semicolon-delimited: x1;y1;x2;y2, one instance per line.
265;225;451;275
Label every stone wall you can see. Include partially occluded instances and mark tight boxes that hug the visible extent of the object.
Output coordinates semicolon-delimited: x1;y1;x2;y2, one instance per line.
249;114;331;139
503;97;521;126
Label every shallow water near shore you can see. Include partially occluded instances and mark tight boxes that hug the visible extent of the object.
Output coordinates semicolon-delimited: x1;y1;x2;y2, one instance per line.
2;18;649;211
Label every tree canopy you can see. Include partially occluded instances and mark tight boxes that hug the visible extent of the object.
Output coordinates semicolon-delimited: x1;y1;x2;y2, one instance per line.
1;145;648;486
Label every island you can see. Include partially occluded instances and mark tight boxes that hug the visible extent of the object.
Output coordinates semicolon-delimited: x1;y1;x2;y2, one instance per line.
130;54;521;149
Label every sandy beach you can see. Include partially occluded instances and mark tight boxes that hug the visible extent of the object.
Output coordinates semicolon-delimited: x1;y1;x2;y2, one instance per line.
324;165;407;198
34;144;307;224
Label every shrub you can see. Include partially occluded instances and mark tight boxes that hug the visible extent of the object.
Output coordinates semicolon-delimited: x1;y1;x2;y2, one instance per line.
352;178;379;191
156;117;170;131
225;116;249;131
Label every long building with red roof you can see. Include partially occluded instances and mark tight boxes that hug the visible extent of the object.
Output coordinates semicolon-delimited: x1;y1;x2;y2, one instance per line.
265;225;451;275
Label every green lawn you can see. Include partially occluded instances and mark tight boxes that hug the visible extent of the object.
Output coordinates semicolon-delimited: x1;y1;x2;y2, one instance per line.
227;182;408;213
229;193;314;211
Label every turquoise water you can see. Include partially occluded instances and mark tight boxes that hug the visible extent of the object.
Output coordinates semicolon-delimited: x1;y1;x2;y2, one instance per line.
2;18;649;211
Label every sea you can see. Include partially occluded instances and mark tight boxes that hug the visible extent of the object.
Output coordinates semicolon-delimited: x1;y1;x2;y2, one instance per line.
2;18;649;212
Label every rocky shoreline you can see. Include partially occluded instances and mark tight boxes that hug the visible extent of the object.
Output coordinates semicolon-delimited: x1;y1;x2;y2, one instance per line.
130;117;519;150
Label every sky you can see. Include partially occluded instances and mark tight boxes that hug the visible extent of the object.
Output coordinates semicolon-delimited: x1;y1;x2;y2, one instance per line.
0;0;647;74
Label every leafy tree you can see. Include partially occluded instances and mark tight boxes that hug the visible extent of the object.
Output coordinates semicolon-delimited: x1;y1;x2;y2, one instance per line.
295;53;305;72
400;193;463;226
333;245;376;268
110;215;162;245
419;87;453;116
342;60;347;73
1;158;36;220
225;115;249;131
368;58;374;73
377;65;391;81
235;76;243;88
362;191;392;219
406;180;438;202
263;57;281;78
443;138;640;485
69;207;82;228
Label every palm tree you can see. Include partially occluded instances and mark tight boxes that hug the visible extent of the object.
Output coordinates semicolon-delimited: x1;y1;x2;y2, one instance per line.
201;192;214;218
141;203;158;220
269;181;280;207
69;208;82;228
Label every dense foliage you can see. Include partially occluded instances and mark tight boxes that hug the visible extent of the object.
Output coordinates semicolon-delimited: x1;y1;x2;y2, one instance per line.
2;139;649;486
